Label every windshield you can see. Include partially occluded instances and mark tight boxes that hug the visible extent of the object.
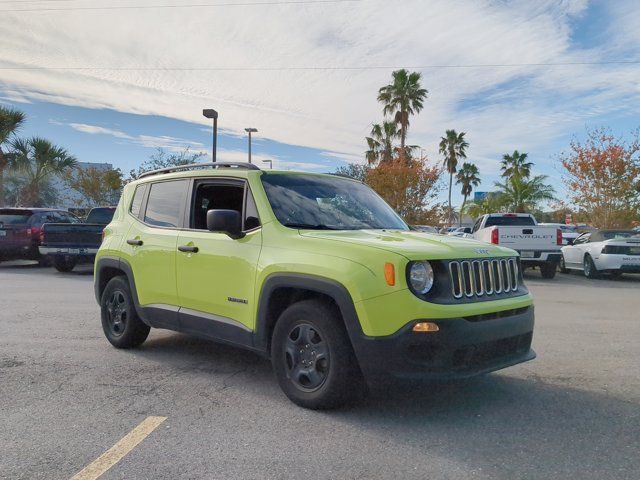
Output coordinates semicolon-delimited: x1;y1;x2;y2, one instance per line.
261;173;408;230
485;216;536;227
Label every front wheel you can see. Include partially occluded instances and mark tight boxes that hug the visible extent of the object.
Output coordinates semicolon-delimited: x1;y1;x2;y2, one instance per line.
100;276;150;348
540;262;557;279
583;255;600;279
559;255;569;274
271;299;364;409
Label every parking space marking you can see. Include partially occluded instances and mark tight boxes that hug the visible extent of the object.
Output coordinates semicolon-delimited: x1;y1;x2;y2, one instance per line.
70;416;167;480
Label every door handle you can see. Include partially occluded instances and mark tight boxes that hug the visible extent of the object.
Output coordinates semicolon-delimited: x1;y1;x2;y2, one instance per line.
127;239;143;246
178;245;199;253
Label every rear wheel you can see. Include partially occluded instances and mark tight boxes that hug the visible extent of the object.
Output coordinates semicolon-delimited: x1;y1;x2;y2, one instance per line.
271;299;364;409
53;256;77;272
100;276;150;348
583;255;600;279
540;262;557;279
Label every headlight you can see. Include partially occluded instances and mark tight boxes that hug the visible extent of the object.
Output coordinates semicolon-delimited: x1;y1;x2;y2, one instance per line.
409;261;434;295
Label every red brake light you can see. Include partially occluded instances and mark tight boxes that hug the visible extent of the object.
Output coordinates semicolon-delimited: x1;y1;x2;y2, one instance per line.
27;226;40;237
556;229;563;246
491;228;499;244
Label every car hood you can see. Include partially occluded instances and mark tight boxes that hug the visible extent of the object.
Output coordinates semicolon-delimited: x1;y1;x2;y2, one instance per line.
300;229;515;260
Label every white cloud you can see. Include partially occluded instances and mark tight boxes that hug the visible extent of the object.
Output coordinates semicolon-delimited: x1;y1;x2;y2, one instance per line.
1;0;639;177
62;121;205;152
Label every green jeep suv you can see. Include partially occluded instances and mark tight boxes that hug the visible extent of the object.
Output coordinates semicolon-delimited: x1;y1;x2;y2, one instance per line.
95;162;535;409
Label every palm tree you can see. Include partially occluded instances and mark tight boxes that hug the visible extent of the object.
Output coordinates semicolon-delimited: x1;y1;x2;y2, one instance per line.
439;130;469;225
494;175;555;213
455;162;481;226
365;121;400;165
377;69;428;150
0;107;26;206
10;137;77;206
500;150;534;180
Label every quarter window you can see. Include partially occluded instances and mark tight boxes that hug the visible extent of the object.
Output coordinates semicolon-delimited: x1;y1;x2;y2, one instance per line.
144;180;188;228
129;184;147;217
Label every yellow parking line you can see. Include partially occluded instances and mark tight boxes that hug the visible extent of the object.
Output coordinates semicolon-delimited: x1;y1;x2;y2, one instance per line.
71;416;167;480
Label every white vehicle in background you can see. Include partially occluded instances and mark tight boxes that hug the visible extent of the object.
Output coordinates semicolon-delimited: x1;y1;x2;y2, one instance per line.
539;223;581;246
447;226;472;237
412;225;439;234
560;230;640;278
471;213;563;278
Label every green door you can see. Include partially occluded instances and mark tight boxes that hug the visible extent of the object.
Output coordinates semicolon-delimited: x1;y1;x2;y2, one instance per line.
176;179;262;332
126;179;188;312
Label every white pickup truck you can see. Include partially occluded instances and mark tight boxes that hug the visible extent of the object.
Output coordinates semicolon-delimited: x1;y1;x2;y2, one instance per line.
471;213;563;278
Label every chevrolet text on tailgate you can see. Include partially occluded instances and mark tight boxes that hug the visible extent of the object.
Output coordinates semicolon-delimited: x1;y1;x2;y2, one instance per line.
471;213;563;279
94;163;536;409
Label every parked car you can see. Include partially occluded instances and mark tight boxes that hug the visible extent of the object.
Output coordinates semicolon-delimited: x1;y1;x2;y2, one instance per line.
94;162;535;409
439;226;458;234
471;213;562;278
448;226;472;237
411;225;439;234
560;230;640;278
539;223;580;245
39;206;116;272
0;208;80;264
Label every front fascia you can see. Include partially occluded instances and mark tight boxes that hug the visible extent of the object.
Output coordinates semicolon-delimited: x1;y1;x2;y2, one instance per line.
355;289;534;336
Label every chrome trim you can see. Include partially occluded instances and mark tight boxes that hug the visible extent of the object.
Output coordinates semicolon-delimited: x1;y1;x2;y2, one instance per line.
448;257;519;300
482;260;493;295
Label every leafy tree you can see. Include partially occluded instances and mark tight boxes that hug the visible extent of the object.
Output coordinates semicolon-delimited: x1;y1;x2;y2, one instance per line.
10;137;77;206
439;129;469;225
377;69;428;150
365;156;442;224
334;163;370;183
0;107;26;206
494;174;555;213
464;192;509;219
455;162;481;226
500;150;533;180
63;166;123;207
128;147;206;180
365;121;400;165
559;128;640;228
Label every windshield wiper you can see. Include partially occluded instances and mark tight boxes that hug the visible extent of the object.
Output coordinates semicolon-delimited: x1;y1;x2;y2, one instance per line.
283;223;339;230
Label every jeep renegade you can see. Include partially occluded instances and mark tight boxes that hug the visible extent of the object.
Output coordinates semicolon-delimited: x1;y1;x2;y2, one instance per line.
94;162;535;409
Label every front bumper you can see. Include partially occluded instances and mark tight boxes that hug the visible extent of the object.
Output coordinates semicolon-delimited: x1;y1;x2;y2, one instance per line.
350;306;535;385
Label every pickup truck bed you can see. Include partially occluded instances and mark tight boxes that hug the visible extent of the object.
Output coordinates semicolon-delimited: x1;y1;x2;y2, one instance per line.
39;207;115;272
471;213;562;278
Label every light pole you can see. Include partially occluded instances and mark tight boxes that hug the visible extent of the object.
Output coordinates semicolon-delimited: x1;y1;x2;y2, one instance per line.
203;109;218;162
262;159;273;169
245;127;258;163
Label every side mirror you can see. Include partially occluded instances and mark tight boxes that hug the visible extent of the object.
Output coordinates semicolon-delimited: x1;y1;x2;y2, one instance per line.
206;209;244;239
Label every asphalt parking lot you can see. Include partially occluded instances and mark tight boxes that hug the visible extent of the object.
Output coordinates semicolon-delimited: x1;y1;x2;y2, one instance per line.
1;263;639;480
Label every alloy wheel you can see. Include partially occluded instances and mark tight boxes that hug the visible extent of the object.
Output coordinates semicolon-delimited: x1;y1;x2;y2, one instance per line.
106;290;128;337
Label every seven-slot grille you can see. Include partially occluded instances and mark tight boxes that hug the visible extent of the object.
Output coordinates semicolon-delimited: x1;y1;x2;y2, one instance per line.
449;258;519;299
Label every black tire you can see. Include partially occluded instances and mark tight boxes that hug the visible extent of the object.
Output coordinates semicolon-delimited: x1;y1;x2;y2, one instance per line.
583;254;600;279
540;262;557;279
53;256;77;273
100;276;150;349
558;255;569;274
271;299;364;409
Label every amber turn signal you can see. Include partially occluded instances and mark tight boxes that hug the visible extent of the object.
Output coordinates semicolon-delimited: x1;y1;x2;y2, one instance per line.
384;262;395;286
413;322;440;333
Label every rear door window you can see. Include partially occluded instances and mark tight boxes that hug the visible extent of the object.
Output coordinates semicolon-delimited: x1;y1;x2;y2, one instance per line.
144;180;188;228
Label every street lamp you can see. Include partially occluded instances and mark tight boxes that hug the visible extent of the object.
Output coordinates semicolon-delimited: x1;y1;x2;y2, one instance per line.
202;109;218;162
262;159;273;169
244;127;258;164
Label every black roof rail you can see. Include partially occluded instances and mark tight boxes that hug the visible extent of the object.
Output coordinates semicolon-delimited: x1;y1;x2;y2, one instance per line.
137;162;260;179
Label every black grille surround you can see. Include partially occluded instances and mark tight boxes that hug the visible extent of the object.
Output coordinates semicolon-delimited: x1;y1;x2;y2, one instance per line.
407;257;528;305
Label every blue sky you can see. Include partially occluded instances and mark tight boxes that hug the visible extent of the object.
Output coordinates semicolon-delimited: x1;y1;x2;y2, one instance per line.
1;0;639;207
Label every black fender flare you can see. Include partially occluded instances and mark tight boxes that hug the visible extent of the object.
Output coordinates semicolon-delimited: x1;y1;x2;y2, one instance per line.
253;273;364;354
94;256;145;320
